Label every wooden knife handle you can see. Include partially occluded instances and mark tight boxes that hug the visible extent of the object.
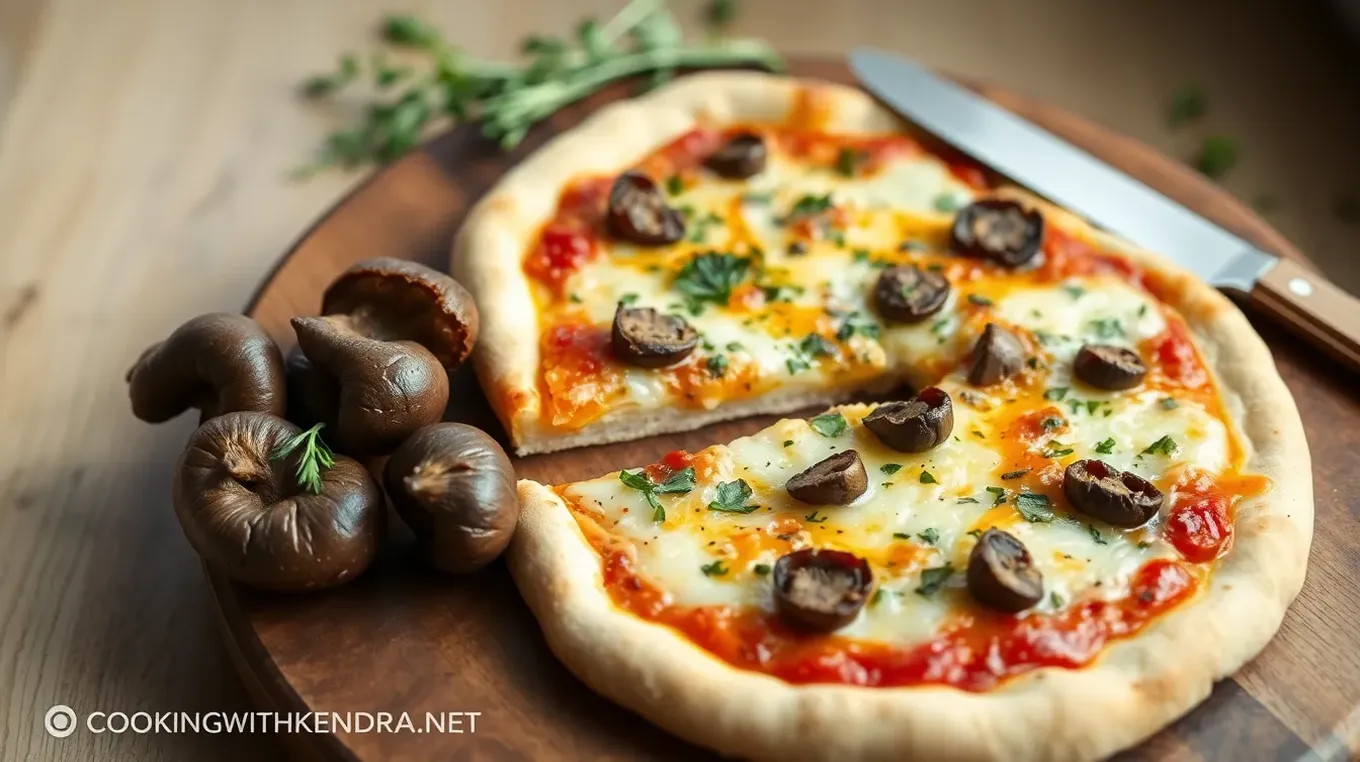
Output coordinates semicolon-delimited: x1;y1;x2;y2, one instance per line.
1250;257;1360;371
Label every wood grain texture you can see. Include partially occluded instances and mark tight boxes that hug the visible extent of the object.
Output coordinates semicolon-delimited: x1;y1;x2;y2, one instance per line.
205;60;1360;761
2;2;1360;761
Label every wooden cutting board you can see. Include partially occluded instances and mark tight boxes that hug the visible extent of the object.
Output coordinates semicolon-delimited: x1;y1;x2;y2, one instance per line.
213;59;1360;761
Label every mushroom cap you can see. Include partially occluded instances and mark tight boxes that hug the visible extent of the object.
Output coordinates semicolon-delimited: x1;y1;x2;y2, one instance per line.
172;411;385;592
384;423;519;574
126;313;286;423
322;258;479;372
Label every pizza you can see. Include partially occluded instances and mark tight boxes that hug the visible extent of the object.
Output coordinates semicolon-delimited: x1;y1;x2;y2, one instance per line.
457;73;1312;761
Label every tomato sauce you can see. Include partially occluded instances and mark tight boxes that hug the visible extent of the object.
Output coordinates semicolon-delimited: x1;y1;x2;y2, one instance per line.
1142;318;1209;390
523;177;612;294
540;322;624;427
1162;469;1269;563
1038;227;1145;286
598;544;1195;691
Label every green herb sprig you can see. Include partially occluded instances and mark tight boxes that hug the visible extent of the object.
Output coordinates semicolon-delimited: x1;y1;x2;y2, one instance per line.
270;423;336;495
297;0;783;173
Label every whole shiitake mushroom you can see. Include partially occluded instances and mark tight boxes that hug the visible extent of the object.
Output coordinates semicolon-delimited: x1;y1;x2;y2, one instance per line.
127;313;286;423
384;423;519;574
291;316;450;455
172;411;385;592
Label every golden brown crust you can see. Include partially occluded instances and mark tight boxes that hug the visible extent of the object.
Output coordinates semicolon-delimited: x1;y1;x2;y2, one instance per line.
486;73;1311;762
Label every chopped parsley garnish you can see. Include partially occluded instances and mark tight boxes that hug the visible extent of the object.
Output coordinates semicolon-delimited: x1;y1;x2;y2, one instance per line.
919;471;937;484
753;563;772;575
705;354;728;378
782;439;794;448
700;559;729;577
1095;437;1117;454
799;333;835;357
835;147;864;177
1087;524;1109;545
568;293;582;303
725;341;744;352
673;252;751;307
1043;445;1075;458
1068;399;1104;416
1137;541;1151;550
1090;317;1124;339
892;532;911;540
1041;416;1065;431
986;485;1008;505
971;430;985;439
1050;592;1065;608
956;497;980;504
618;293;639;306
785;193;833;222
1195;134;1239;179
1000;468;1031;480
1015;492;1056;522
685;210;724;242
665;174;683;195
835;312;881;341
966;528;984;538
930;317;951;335
786;356;811;375
1063;284;1085;299
880;463;903;475
918;528;940;544
1141;435;1179;456
1138;304;1149;317
618;467;696;522
708;479;759;513
1168;84;1208;127
1033;330;1062;346
915;564;954;596
805;510;828;524
1159;397;1179;410
1044;387;1069;401
870;588;887;606
932;192;965;213
809;412;848;437
967;294;994;307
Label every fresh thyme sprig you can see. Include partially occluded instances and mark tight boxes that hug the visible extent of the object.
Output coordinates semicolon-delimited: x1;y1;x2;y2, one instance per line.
270;423;336;495
296;0;782;174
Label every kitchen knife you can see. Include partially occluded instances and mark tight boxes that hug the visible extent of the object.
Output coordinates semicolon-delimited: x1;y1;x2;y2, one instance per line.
850;47;1360;371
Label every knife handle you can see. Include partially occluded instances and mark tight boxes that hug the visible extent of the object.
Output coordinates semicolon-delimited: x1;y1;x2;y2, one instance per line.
1250;258;1360;371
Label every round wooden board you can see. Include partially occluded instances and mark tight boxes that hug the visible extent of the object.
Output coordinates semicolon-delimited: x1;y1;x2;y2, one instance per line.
213;59;1360;761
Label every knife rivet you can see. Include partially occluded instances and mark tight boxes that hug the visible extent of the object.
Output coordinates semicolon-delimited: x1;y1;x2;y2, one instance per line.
1288;278;1313;298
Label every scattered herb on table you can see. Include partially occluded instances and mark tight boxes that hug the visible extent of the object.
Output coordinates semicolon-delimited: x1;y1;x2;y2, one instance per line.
296;0;783;173
1195;135;1239;179
1167;85;1208;127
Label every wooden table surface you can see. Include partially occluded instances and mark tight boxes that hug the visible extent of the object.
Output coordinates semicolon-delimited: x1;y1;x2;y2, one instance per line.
1;2;1358;760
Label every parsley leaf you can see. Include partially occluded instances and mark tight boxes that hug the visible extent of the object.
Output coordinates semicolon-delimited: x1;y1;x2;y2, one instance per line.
892;532;911;540
967;294;994;307
1044;387;1069;401
270;423;337;495
1159;397;1179;411
956;497;980;504
752;562;771;575
805;510;828;524
918;528;940;544
1195;134;1239;179
1015;492;1055;522
673;252;752;307
785;193;833;222
782;439;794;448
1088;524;1109;545
809;412;848;437
1063;284;1085;299
835;147;864;177
618;466;696;522
799;333;835;358
1141;435;1179;456
919;471;937;484
932;192;965;213
835;311;881;341
705;354;728;378
986;485;1008;505
1001;468;1031;480
915;564;954;596
1168;85;1208;127
700;559;729;576
1089;317;1124;339
1095;437;1116;454
708;479;758;513
654;468;697;494
881;463;903;475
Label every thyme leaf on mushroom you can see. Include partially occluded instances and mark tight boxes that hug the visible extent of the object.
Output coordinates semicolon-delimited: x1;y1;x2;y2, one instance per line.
270;423;337;495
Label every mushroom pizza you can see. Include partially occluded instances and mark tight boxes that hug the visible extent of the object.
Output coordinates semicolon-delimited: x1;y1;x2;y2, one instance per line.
463;74;1311;761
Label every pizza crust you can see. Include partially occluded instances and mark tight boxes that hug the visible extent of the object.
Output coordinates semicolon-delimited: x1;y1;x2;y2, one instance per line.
496;73;1313;761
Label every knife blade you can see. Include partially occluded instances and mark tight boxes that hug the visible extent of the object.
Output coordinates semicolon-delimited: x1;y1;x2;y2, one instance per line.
850;47;1360;369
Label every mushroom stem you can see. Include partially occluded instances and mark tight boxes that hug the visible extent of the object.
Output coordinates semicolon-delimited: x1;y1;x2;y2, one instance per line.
403;459;468;507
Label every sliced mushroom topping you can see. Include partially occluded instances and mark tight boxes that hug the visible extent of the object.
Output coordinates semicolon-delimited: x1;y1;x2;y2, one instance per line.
1073;344;1147;390
968;323;1026;386
951;200;1045;267
786;450;868;505
873;265;951;324
1063;459;1164;527
610;303;698;368
605;171;685;246
863;387;954;453
772;549;873;632
967;529;1044;612
705;132;767;179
